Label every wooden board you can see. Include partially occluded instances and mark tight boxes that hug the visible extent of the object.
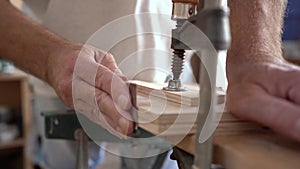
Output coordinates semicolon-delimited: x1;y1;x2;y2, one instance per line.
167;133;300;169
130;81;300;169
131;81;264;136
137;95;198;124
139;123;196;135
129;80;225;106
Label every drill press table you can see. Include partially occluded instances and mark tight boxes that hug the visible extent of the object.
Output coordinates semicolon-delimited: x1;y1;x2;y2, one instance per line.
43;110;300;169
43;80;300;169
145;129;300;169
132;80;300;169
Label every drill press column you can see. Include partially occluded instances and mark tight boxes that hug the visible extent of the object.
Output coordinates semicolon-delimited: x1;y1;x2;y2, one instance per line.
164;0;198;91
164;0;230;169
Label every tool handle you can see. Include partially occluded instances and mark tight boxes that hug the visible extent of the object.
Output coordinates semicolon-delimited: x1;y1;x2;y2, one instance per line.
172;0;198;4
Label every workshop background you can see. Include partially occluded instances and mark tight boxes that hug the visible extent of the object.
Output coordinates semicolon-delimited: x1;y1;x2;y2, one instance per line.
0;0;300;169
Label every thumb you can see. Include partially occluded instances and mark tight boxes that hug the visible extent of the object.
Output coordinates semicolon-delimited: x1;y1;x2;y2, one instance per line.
100;52;128;81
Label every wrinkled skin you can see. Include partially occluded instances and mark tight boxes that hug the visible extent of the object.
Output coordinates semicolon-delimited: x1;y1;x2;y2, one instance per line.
226;61;300;141
48;44;134;138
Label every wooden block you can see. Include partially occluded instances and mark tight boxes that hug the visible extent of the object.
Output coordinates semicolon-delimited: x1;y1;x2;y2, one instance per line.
174;133;300;169
213;134;300;169
129;81;300;169
137;95;198;124
136;94;264;135
129;80;225;106
139;122;196;135
131;80;264;136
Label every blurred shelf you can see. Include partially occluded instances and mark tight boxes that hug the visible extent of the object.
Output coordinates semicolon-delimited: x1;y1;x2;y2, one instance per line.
0;138;24;151
0;70;28;81
0;71;32;169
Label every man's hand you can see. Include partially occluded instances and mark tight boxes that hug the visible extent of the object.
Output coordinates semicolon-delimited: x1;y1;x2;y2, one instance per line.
47;44;134;138
0;1;133;138
226;61;300;141
226;0;300;141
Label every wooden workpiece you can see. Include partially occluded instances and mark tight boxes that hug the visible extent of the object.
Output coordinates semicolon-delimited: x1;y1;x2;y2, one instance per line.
130;80;300;169
130;80;262;135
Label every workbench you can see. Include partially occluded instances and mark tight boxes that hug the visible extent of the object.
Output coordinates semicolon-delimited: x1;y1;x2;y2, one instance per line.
44;109;300;169
131;80;300;169
152;130;300;169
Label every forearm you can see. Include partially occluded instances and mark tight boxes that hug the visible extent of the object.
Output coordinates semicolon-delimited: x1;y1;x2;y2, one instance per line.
0;1;72;83
227;0;287;80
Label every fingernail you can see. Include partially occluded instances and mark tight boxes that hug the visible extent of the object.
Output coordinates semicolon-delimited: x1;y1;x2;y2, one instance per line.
118;95;129;110
119;117;129;136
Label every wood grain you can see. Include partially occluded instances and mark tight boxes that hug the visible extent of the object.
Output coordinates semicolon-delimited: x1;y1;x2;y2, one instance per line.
130;81;300;169
129;80;225;106
132;81;262;135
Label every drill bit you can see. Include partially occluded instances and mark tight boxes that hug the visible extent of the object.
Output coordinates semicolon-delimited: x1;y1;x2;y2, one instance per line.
171;49;185;80
163;49;186;91
164;19;186;91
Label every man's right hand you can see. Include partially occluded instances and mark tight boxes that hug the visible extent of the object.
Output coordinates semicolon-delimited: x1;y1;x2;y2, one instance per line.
226;60;300;141
47;44;134;138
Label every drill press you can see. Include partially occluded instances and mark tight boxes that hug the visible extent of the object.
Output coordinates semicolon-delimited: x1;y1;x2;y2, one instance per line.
165;0;231;169
163;0;198;91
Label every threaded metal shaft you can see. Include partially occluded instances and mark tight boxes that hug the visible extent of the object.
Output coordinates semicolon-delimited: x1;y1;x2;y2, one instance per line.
163;19;186;91
171;49;185;80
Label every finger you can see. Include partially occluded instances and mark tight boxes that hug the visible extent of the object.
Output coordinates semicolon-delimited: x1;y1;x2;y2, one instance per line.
76;100;131;138
75;49;131;110
268;68;300;105
73;77;97;107
95;89;134;136
73;99;121;137
74;99;113;128
227;84;300;141
99;52;118;72
72;79;115;129
98;52;128;80
287;81;300;105
115;68;128;81
77;46;128;81
73;80;133;137
93;50;119;74
95;64;132;110
75;86;133;138
75;56;131;111
74;48;99;86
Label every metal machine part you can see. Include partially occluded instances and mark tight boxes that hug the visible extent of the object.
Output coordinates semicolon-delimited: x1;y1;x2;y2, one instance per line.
75;129;88;169
191;1;230;169
167;0;231;168
204;0;227;9
170;147;225;169
43;110;171;169
164;1;197;91
172;2;197;20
